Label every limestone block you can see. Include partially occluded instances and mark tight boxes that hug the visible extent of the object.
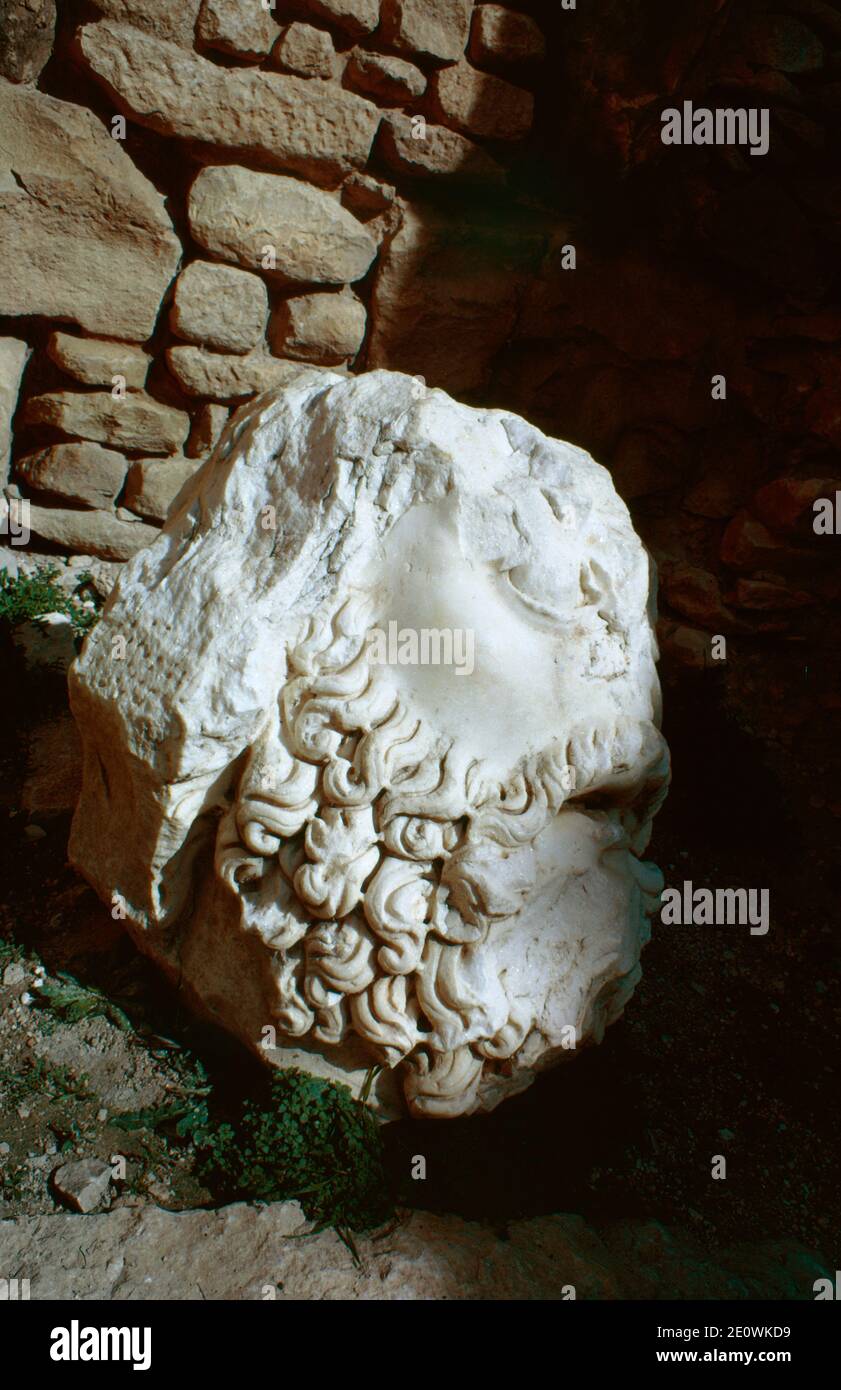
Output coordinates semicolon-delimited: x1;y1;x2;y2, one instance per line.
341;171;397;219
367;201;542;394
27;505;159;561
295;0;379;39
46;334;151;390
166;347;323;401
0;82;181;341
196;0;277;60
269;287;366;364
124;456;203;522
188;165;378;285
170;262;269;354
82;0;202;47
381;0;471;62
430;61;534;141
469;5;546;68
733;578;816;611
377;112;505;183
22;392;190;455
753;476;841;533
75;20;380;185
69;370;669;1120
271;23;337;79
720;512;786;571
345;49;426;102
0;0;56;83
17;442;128;508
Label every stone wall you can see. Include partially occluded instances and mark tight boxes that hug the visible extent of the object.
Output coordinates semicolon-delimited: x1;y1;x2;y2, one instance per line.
0;0;547;565
1;0;840;665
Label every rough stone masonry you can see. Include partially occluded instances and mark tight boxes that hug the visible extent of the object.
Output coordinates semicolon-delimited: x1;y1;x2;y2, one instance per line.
1;1;546;560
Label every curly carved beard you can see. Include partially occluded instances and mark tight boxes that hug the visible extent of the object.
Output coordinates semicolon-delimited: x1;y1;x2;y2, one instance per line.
214;594;663;1116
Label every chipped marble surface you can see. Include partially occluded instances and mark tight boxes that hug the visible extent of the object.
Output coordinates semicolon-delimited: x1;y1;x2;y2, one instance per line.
69;371;669;1118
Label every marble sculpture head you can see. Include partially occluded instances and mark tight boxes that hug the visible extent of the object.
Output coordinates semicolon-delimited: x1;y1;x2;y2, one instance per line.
69;368;669;1117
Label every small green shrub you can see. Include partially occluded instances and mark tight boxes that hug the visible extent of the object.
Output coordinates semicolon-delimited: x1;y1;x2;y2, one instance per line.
198;1069;393;1233
0;1165;26;1203
33;971;132;1032
114;1067;393;1236
0;565;101;642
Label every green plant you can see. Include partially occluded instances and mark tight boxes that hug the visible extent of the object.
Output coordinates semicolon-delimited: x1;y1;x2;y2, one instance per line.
0;565;101;642
49;1118;85;1154
0;1055;92;1110
39;1060;92;1103
112;1067;393;1236
33;972;133;1032
200;1070;393;1235
111;1095;211;1141
0;1164;26;1203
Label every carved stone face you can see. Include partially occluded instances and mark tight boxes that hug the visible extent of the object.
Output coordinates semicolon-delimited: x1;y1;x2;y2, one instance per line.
69;369;669;1118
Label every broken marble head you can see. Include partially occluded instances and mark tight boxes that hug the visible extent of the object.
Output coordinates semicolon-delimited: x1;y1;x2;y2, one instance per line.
69;369;669;1118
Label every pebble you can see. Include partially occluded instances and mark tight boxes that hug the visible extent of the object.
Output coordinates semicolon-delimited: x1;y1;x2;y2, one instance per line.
52;1158;113;1214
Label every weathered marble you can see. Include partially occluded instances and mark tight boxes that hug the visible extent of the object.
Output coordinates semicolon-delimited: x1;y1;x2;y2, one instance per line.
69;372;669;1119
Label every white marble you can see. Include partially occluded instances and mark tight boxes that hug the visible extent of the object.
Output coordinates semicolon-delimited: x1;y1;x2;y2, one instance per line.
69;370;669;1117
